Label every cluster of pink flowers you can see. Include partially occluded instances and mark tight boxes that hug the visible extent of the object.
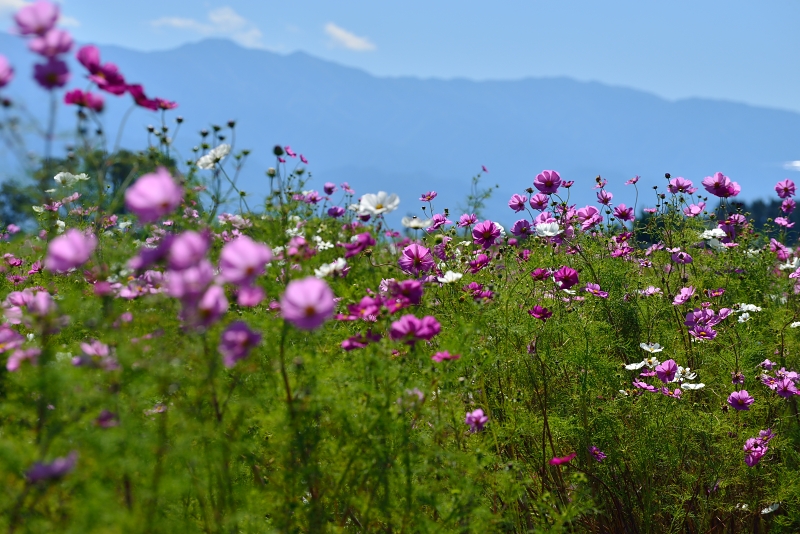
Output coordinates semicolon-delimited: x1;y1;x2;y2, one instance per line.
758;360;800;398
743;429;774;467
684;306;731;340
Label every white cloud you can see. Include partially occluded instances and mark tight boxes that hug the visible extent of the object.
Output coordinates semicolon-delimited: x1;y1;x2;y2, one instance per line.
151;6;262;48
784;161;800;171
0;0;26;14
59;14;79;27
324;22;375;52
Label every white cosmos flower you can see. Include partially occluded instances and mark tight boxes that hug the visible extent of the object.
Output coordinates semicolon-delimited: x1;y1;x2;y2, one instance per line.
624;361;646;370
359;192;400;216
673;366;697;382
53;172;90;187
437;271;463;284
736;303;762;313
535;222;562;237
779;257;800;271
314;258;347;278
55;220;65;234
402;216;432;229
640;342;664;353
32;205;44;213
700;228;726;240
738;312;751;323
790;322;800;328
197;143;231;170
682;382;706;390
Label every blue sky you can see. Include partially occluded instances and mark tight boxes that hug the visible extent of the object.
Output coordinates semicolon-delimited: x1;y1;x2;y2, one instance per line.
3;0;800;112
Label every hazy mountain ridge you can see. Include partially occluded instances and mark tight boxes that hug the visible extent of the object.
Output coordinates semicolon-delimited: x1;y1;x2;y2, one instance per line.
1;33;797;221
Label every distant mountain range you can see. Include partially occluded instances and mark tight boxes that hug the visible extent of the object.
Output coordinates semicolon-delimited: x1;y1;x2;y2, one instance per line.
2;33;798;224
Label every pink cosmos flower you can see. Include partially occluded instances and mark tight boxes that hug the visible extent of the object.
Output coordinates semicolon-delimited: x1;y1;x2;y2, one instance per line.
702;172;740;198
340;232;376;258
432;350;461;362
584;283;608;298
667;177;695;194
576;205;602;230
0;325;25;356
236;285;265;307
195;285;229;326
472;220;501;249
33;58;69;89
596;190;613;205
218;321;261;368
323;182;336;195
420;191;437;202
218;236;272;286
280;277;335;330
457;213;477;228
683;202;705;218
781;198;796;215
168;231;210;270
465;409;489;432
511;219;533;238
426;213;452;232
88;63;126;95
389;314;441;344
398;244;435;275
508;193;528;212
589;446;607;462
14;0;59;36
0;55;13;88
613;204;634;222
64;89;104;112
672;286;695;306
727;390;754;410
28;28;73;58
529;193;549;211
671;251;693;264
167;260;214;302
45;229;97;273
124;167;183;223
549;452;577;466
625;176;639;185
775;179;796;199
533;170;562;194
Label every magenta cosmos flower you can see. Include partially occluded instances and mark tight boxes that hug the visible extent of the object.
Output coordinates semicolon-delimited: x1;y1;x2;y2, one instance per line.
124;168;183;223
218;235;272;286
549;452;577;466
26;451;78;483
398;244;435;275
281;277;335;330
472;220;501;249
218;321;261;368
727;390;754;411
0;55;14;88
508;193;528;212
465;409;489;432
655;359;678;383
33;58;69;89
528;305;552;321
775;179;796;199
389;314;441;344
533;170;562;194
45;229;97;273
14;0;59;36
553;265;579;289
702;172;740;198
667;177;695;194
64;89;104;113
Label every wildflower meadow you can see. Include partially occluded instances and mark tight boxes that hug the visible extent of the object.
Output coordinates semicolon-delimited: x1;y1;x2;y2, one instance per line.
3;2;800;532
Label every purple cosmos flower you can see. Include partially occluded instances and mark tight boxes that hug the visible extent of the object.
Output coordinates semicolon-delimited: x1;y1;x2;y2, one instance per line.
774;377;798;398
340;232;376;258
327;206;345;218
280;277;335;330
26;451;78;483
528;305;552;321
45;229;97;273
195;285;229;326
533;170;562;194
781;198;796;215
33;58;69;89
671;251;693;264
529;193;550;210
426;213;452;232
584;283;608;298
589;446;607;462
689;326;717;340
419;191;437;202
218;236;272;286
511;219;533;238
465;409;489;432
167;231;210;271
472;220;501;249
508;194;528;212
323;182;336;195
655;359;678;383
124;167;183;223
398;244;435;275
553;265;579;289
775;179;796;199
625;176;639;185
743;438;766;467
218;321;261;368
576;205;602;230
549;452;577;466
64;89;104;112
727;390;755;411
